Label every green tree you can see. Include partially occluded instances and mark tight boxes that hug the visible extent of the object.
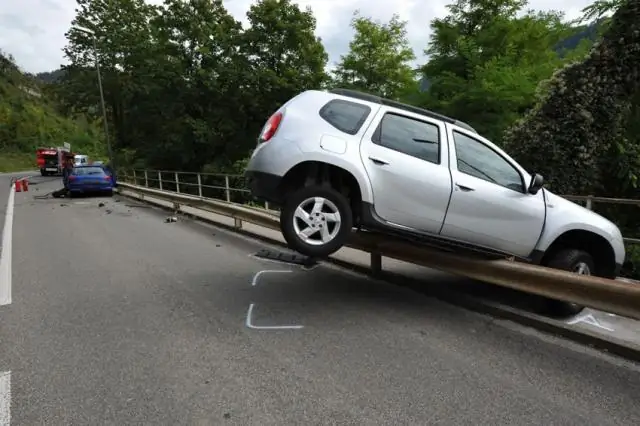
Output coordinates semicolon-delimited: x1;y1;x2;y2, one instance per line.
503;0;640;196
241;0;328;122
418;0;581;143
332;12;417;99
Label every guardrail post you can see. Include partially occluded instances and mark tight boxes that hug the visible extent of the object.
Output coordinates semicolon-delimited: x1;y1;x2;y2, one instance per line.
225;175;231;202
158;171;163;190
370;253;382;276
197;173;203;198
234;217;243;229
144;170;148;187
586;195;593;210
265;201;270;210
175;172;180;193
133;170;137;185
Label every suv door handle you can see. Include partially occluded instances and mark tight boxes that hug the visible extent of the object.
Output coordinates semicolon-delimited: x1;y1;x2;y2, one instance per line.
369;157;389;166
456;183;475;192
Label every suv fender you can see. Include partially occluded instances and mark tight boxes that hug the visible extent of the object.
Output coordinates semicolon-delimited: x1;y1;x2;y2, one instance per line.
282;153;373;205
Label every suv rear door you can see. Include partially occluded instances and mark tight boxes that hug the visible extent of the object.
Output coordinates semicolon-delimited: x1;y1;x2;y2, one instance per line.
359;107;453;234
440;124;545;257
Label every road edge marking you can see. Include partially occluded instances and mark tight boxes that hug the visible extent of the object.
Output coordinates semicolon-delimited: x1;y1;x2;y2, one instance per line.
0;185;15;306
0;371;10;426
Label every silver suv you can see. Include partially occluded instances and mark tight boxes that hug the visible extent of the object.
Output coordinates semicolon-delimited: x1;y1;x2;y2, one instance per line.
245;89;625;313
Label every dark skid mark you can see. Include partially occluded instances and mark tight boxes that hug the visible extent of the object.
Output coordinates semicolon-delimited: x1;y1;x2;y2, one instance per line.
254;248;318;269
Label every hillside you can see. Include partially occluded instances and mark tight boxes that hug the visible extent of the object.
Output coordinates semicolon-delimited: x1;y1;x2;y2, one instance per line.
0;50;105;172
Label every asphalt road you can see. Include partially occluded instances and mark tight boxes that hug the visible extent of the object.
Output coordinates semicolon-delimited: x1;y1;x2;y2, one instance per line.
0;175;639;425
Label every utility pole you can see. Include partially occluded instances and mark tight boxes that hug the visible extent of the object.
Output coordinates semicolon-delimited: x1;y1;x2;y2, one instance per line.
73;26;115;173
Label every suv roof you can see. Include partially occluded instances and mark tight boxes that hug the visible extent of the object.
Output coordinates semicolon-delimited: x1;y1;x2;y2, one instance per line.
329;88;477;133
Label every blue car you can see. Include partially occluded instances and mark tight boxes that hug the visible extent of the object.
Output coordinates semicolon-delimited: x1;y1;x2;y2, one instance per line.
67;165;114;196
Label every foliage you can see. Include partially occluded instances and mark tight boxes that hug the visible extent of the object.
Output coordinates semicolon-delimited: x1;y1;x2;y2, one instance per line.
417;0;590;143
0;49;104;162
50;0;327;173
331;12;417;99
503;0;640;197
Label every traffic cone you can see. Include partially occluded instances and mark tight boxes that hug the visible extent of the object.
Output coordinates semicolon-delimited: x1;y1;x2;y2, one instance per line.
14;179;22;192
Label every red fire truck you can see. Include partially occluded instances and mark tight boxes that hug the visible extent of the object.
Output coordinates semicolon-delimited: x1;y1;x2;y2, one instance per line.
36;147;74;176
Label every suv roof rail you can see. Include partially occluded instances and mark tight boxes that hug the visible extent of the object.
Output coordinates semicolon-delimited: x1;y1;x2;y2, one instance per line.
328;88;477;133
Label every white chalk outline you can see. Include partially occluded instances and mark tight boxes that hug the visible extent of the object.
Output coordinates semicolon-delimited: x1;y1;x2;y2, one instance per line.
0;371;10;426
251;269;292;286
0;185;16;306
245;303;304;330
567;313;615;332
246;269;303;330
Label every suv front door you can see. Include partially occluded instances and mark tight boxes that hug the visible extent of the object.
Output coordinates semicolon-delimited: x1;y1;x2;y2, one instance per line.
440;126;546;257
360;108;453;234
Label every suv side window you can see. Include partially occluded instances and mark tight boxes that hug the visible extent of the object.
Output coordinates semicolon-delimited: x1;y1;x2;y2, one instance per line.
319;99;371;135
453;131;524;192
372;113;440;164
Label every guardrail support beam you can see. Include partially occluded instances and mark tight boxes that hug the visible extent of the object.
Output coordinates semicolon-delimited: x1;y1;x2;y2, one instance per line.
370;252;382;276
234;218;243;229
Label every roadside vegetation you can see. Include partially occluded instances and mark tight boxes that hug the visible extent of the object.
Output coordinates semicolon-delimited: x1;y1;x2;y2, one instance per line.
0;50;105;173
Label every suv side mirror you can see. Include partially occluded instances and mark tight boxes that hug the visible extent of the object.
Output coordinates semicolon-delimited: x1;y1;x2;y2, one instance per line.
528;173;544;195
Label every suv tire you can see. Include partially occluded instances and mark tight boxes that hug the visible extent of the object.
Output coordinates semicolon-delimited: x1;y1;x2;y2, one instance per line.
280;185;353;257
544;248;594;318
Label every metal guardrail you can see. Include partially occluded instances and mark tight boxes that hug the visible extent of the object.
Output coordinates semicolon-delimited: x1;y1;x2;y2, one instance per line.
118;180;640;321
122;169;640;244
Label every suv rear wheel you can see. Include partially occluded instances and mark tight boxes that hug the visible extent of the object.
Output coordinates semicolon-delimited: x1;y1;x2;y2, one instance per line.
280;185;353;257
544;248;594;318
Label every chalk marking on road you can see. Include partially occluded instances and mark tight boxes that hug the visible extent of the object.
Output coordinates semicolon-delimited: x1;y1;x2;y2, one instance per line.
567;313;615;332
245;303;304;330
251;269;292;286
0;371;10;425
0;185;16;306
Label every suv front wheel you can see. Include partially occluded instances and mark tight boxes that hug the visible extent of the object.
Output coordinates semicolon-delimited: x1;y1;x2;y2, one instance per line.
280;185;353;257
544;248;594;318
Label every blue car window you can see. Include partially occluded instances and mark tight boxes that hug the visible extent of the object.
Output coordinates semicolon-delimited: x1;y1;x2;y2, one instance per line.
73;167;106;176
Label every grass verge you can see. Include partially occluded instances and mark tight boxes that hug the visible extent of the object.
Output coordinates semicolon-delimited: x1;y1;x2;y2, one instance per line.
0;152;33;173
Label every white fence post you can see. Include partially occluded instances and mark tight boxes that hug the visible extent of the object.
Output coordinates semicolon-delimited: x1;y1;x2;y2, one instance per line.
144;170;148;187
133;170;137;185
197;173;203;197
158;171;163;191
586;195;593;210
175;172;180;193
225;175;231;202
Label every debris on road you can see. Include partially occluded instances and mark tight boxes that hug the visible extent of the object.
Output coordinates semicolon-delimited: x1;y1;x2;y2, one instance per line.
98;202;105;208
165;216;177;223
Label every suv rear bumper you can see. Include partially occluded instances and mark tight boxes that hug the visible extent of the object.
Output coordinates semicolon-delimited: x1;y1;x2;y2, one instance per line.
245;171;283;204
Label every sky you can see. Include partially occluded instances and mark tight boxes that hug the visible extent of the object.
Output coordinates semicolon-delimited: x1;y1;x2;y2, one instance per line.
0;0;595;74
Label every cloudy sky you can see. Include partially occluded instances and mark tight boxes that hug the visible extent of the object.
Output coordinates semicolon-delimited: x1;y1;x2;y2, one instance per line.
1;0;594;74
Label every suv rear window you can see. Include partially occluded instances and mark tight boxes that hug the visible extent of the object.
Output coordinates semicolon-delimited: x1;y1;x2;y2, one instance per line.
319;99;371;135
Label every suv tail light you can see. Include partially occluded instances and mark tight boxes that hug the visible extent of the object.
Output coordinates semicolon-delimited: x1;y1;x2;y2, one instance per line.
259;112;283;143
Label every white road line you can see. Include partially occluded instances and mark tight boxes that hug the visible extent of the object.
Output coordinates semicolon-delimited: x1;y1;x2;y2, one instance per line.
245;303;304;330
0;185;16;306
251;269;292;286
0;371;10;426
